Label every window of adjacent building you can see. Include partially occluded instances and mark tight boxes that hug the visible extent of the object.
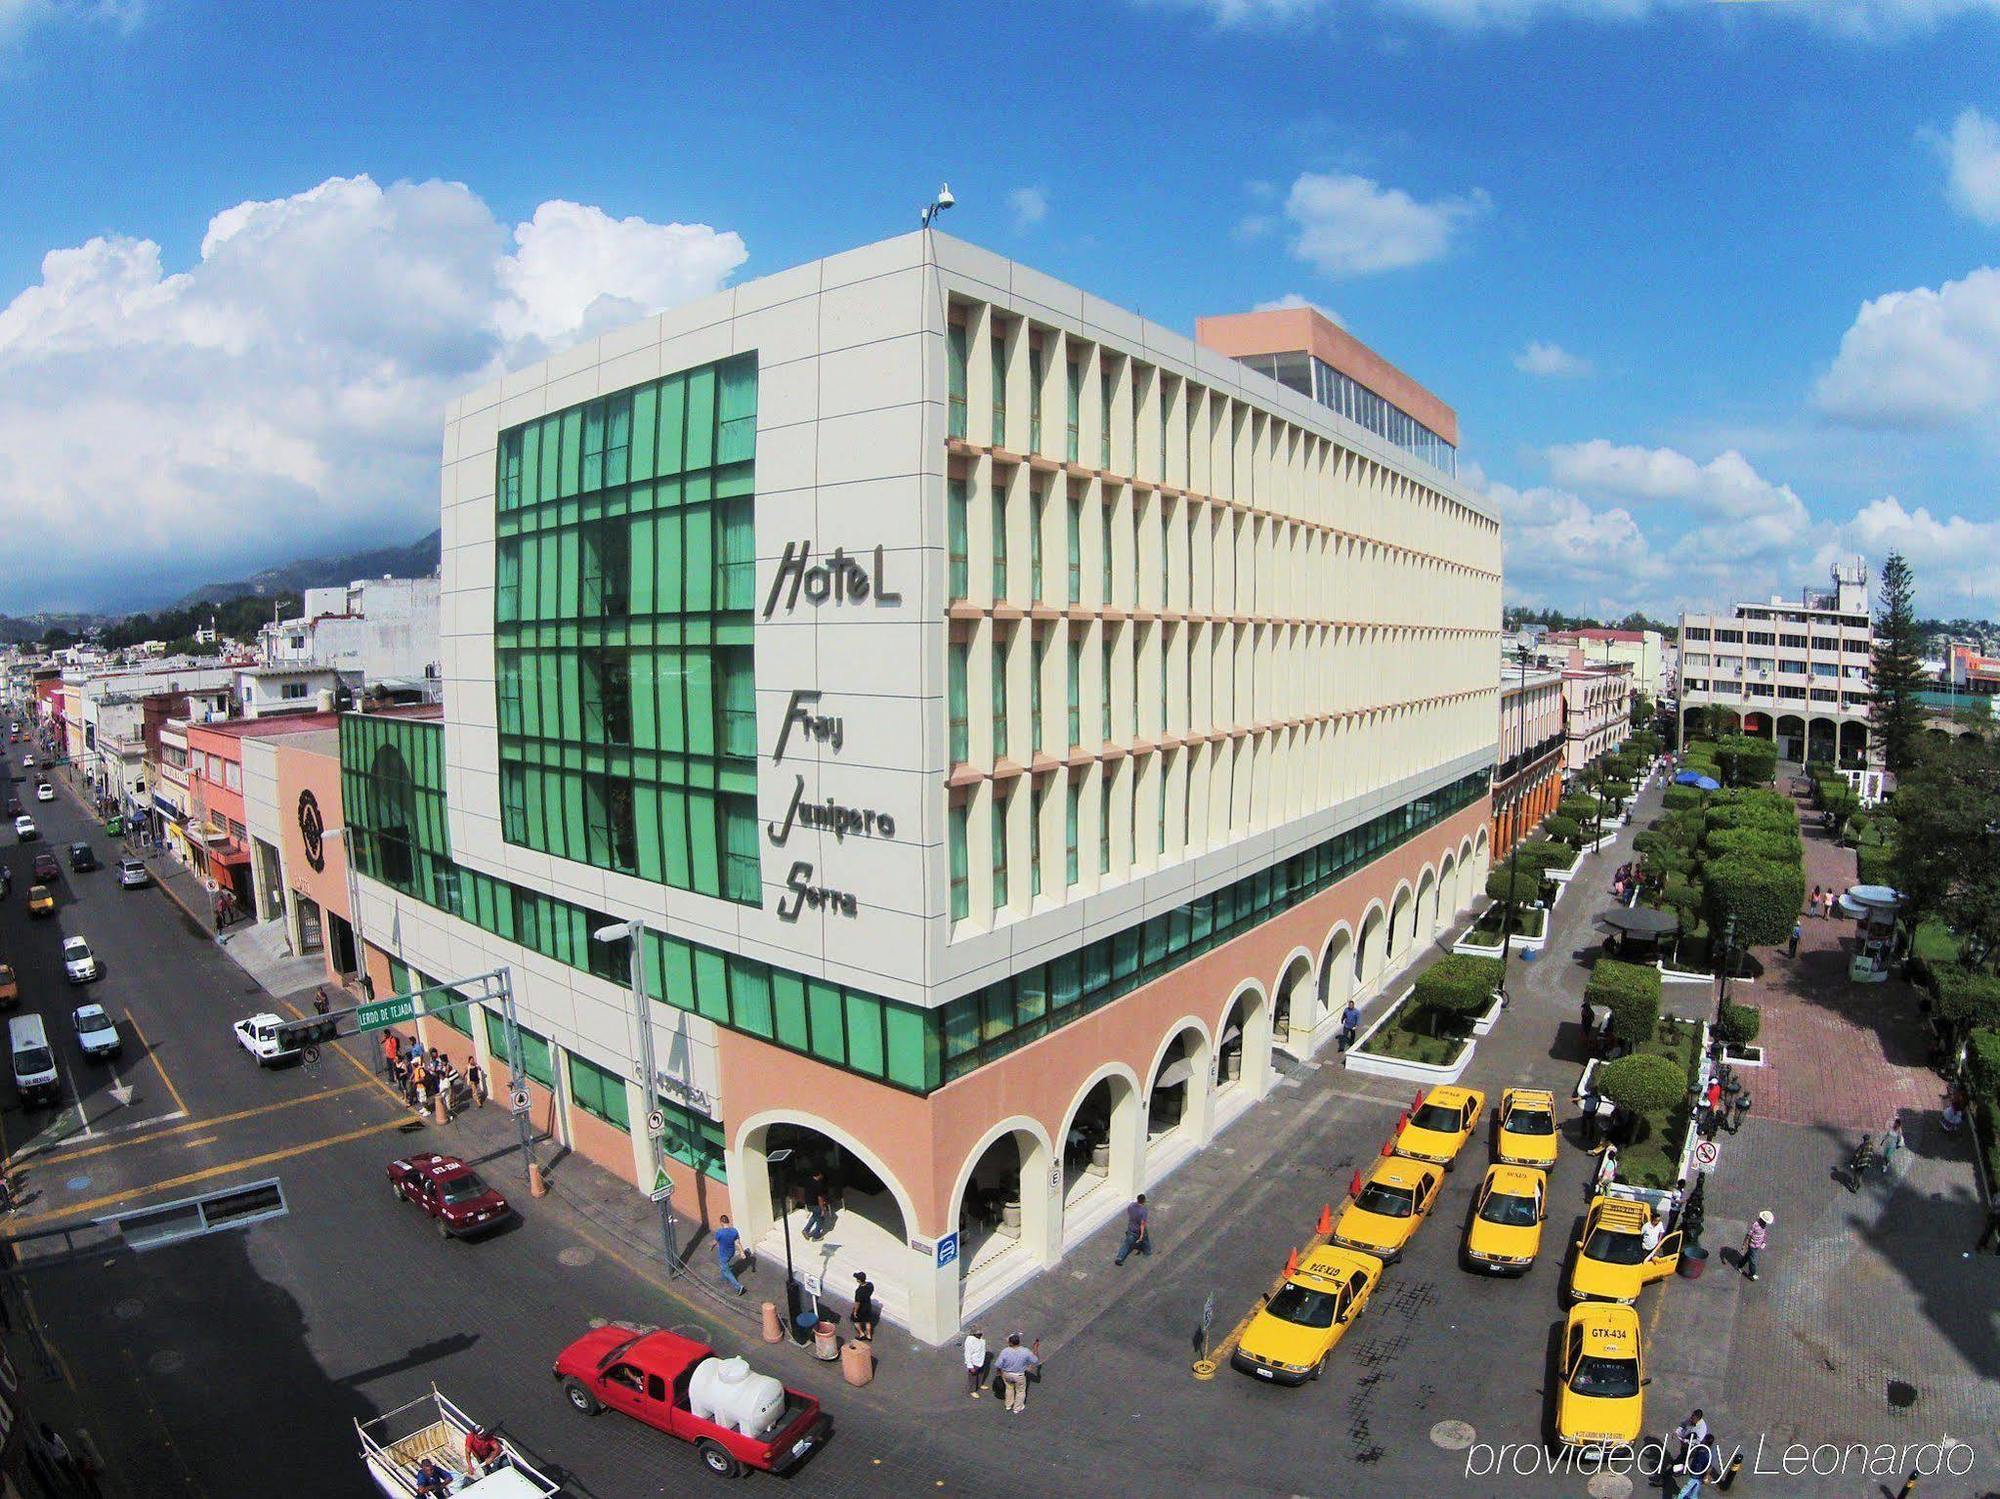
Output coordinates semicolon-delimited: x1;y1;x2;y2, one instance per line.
991;326;1007;447
280;682;309;701
657;1097;727;1180
992;637;1009;758
949;801;970;921
1031;630;1046;755
1066;637;1082;748
1714;629;1742;643
1101;505;1114;604
1099;766;1114;873
948;324;969;440
568;1053;631;1130
1029;782;1043;898
991;790;1009;909
948;478;969;600
1066;497;1082;605
991;481;1008;598
1101;633;1114;742
1028;343;1043;452
1100;368;1114;469
949;641;969;764
1685;627;1710;641
1065;358;1081;463
1029;484;1045;601
482;1010;555;1089
1064;779;1081;885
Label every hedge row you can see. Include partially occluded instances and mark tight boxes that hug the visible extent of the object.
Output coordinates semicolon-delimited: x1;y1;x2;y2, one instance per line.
1587;959;1663;1048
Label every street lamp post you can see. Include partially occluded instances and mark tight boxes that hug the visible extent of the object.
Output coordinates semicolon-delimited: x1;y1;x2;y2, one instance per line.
1496;645;1534;1008
765;1145;803;1342
594;918;681;1273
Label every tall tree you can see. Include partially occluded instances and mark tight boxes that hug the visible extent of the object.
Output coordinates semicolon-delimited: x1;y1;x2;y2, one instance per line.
1890;733;2000;971
1871;552;1927;775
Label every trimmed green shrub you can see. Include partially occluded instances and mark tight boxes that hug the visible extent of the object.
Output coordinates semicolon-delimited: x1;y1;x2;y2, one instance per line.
1542;814;1580;844
1967;1028;2000;1101
1714;734;1778;786
1662;786;1701;812
1412;954;1502;1032
1856;843;1897;888
1560;795;1601;823
1486;868;1541;907
1603;779;1634;803
1659;876;1701;927
1703;826;1801;862
1631;830;1666;857
1587;959;1663;1048
1597;1052;1686;1116
1935;967;2000;1046
1703;852;1807;949
1718;1000;1762;1048
1512;841;1578;877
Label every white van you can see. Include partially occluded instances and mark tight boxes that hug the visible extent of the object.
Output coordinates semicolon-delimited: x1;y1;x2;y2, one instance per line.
10;1014;58;1107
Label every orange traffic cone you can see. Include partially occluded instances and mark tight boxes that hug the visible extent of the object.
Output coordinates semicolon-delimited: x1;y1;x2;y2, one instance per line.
1348;1169;1363;1198
1412;1088;1426;1111
1317;1203;1333;1235
1397;1109;1410;1133
1284;1246;1299;1276
1381;1136;1393;1156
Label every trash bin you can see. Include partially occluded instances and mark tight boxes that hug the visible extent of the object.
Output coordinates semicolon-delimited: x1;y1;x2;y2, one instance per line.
811;1319;841;1361
1678;1244;1709;1280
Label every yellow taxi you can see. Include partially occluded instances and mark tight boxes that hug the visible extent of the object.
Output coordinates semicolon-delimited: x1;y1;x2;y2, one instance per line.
1231;1245;1384;1385
26;885;53;918
0;964;15;1008
1394;1085;1485;1169
1567;1194;1681;1304
1462;1164;1546;1275
1554;1301;1646;1450
1495;1087;1560;1169
1331;1155;1443;1264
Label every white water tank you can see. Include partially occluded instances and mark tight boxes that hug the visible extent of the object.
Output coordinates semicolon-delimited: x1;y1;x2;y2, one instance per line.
315;688;335;713
686;1355;786;1437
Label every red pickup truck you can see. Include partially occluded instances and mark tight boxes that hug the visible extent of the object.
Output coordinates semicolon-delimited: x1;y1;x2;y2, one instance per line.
552;1325;828;1479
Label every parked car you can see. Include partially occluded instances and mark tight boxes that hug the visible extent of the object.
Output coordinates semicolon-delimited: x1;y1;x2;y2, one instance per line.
1394;1084;1485;1169
1330;1155;1443;1265
1462;1164;1547;1276
32;851;59;883
117;858;150;888
0;964;17;1008
62;935;98;984
14;816;35;841
1230;1245;1382;1384
553;1325;828;1479
25;885;53;918
1495;1086;1560;1169
67;842;96;873
233;1012;301;1066
1553;1301;1646;1450
34;783;53;803
386;1152;512;1239
71;1003;120;1059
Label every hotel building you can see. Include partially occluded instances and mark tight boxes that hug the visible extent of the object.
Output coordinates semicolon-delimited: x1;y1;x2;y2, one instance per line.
338;232;1501;1340
1678;560;1875;766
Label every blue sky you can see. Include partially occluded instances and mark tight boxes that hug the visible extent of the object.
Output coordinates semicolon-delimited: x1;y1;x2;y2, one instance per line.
3;0;1998;619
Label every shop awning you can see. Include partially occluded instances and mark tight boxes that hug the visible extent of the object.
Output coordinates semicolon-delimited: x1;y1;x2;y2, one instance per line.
210;845;251;867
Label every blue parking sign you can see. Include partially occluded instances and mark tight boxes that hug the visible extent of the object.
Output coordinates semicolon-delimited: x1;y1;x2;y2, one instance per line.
935;1232;959;1268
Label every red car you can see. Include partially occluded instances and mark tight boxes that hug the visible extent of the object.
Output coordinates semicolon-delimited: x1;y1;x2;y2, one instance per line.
386;1151;510;1238
553;1325;828;1479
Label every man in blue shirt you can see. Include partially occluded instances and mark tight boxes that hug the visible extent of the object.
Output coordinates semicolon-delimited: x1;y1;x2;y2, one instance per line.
1339;1001;1363;1051
713;1213;746;1295
1114;1194;1151;1265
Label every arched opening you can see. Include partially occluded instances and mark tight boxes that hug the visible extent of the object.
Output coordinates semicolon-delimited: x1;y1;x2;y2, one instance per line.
1415;867;1439;947
1470;830;1491;897
1741;711;1772;739
1317;925;1354;1030
1776;714;1806;764
953;1125;1056;1291
756;1121;909;1248
1145;1025;1213;1173
1838;720;1868;770
1272;952;1313;1056
1438;853;1459;935
1356;904;1387;995
1060;1070;1141;1234
1806;718;1837;765
1215;982;1272;1109
1386;884;1414;975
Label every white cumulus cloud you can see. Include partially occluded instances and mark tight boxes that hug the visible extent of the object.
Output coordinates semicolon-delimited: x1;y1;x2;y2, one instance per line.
1813;265;2000;428
0;174;747;610
1545;439;1811;558
1284;171;1490;278
1251;291;1344;326
1514;340;1592;378
1005;186;1049;232
1939;107;2000;225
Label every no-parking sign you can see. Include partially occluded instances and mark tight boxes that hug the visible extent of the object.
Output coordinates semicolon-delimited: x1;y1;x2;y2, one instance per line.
1692;1138;1720;1173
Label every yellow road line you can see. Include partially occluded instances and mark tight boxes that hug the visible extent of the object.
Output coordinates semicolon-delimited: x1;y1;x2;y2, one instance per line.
181;1136;219;1150
126;1011;189;1118
10;1115;412;1228
11;1081;376;1169
1203;1225;1340;1374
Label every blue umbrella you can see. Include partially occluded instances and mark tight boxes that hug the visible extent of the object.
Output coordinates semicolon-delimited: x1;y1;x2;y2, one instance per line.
1674;771;1721;791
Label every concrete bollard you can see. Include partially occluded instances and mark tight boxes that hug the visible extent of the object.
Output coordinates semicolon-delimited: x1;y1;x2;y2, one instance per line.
432;1091;450;1127
839;1338;874;1386
812;1319;841;1361
528;1161;548;1198
761;1301;783;1344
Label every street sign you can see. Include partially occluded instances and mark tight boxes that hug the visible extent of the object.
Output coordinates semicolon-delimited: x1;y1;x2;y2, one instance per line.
1692;1139;1720;1172
648;1165;674;1202
645;1109;666;1135
1201;1292;1216;1331
508;1086;531;1115
935;1232;959;1268
300;1046;319;1067
355;996;417;1033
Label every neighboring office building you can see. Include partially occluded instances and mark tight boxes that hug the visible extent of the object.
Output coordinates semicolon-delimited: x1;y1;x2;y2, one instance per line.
1678;559;1875;766
234;664;343;720
1542;627;1665;703
1560;660;1633;776
183;713;340;916
1493;656;1565;856
338;231;1501;1342
273;729;360;980
1948;643;2000;696
262;575;442;690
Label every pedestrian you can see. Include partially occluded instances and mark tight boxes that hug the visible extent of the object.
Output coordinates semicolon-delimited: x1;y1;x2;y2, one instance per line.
1809;885;1822;918
1665;1178;1688;1227
1702;1076;1723;1137
1741;1209;1771;1280
1641;1211;1665;1253
407;1036;427;1068
1672;1409;1711;1470
1593;1144;1619;1196
993;1333;1041;1414
851;1271;878;1342
1115;1193;1151;1265
1594;1091;1617;1146
1787;922;1800;959
1879;1115;1904;1172
962;1327;989;1397
1581;1087;1603;1148
1338;1001;1361;1052
463;1425;503;1476
802;1170;834;1240
74;1444;104;1499
1675;1437;1720;1498
467;1058;487;1107
713;1214;746;1295
406;1056;426;1109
